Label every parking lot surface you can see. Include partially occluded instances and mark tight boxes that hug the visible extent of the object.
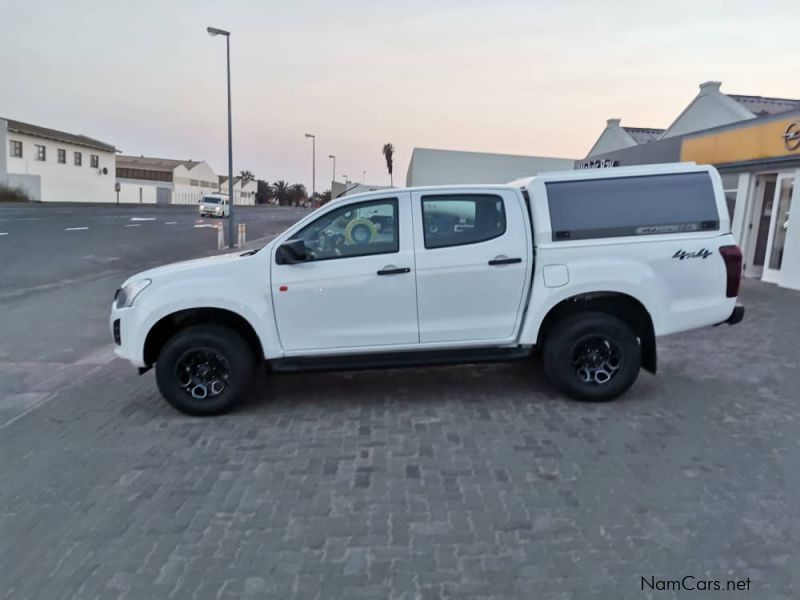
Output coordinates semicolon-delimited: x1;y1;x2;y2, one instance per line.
1;264;798;599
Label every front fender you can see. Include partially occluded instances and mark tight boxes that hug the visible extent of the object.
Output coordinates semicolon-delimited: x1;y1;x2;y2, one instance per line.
125;277;281;365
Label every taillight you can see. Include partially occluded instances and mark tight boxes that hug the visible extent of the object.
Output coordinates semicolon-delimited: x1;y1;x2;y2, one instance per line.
719;245;742;298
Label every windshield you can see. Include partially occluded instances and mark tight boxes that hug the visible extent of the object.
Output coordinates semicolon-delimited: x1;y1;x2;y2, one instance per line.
202;197;222;204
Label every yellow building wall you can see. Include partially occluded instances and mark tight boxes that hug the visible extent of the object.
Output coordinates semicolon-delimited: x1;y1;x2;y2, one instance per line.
681;116;800;165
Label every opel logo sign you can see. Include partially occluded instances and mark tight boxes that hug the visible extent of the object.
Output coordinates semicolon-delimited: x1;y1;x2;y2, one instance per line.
785;122;800;151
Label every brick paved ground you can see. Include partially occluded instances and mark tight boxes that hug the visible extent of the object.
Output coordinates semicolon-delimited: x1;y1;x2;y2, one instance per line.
1;279;798;599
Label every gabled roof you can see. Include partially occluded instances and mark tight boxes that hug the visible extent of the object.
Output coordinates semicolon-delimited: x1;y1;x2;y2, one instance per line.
4;118;117;153
621;127;665;144
117;155;200;172
728;94;800;117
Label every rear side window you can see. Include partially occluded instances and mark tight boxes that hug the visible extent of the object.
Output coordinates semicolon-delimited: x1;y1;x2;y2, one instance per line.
546;172;720;241
421;194;506;249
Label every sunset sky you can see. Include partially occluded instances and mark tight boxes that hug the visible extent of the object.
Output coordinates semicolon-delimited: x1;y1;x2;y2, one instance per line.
2;0;798;190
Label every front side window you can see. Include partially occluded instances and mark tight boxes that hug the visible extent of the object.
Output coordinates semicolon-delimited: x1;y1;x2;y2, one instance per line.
90;154;99;168
35;144;46;161
290;198;398;261
9;140;22;157
74;151;82;166
58;148;66;164
421;194;506;249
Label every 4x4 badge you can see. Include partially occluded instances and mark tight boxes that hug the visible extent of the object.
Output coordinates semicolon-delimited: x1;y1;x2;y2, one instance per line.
673;249;712;260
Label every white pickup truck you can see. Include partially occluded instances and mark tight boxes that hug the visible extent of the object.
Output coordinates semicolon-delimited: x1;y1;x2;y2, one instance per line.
111;163;744;415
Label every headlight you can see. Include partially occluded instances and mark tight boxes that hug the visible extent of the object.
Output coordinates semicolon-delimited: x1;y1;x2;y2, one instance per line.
115;279;152;308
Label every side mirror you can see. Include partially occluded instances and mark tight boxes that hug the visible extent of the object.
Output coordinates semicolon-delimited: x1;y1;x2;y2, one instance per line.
276;239;308;264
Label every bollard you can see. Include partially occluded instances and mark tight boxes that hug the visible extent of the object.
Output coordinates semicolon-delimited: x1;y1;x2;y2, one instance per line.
237;223;246;248
217;222;225;250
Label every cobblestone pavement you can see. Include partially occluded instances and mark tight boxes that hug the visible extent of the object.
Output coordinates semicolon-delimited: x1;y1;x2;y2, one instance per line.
0;280;798;599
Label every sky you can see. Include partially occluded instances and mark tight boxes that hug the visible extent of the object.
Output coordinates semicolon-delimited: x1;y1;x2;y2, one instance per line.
1;0;798;191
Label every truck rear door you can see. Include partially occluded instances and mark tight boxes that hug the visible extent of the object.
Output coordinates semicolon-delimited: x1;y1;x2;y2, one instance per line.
411;189;531;343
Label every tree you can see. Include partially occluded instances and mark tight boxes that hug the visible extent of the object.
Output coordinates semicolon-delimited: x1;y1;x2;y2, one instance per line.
240;170;255;184
255;179;273;205
318;190;332;206
270;180;292;206
289;183;308;207
382;143;394;186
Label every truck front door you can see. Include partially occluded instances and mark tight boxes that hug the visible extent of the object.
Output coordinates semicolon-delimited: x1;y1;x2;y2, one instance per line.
411;190;531;343
271;193;419;353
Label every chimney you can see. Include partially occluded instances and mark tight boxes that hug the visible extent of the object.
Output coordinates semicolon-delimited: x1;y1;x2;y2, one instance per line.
606;118;622;128
699;81;722;93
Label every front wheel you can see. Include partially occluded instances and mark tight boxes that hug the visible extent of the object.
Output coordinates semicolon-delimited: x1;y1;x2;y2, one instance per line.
155;325;256;416
542;312;641;402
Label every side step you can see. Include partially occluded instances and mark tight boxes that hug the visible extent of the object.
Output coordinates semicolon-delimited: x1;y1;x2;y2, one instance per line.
269;346;533;374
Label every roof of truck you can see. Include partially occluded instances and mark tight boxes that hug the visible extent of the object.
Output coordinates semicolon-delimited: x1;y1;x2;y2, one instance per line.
335;163;711;203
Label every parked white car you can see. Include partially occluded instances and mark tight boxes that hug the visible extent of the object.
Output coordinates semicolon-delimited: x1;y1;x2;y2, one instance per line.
112;163;744;415
198;194;229;218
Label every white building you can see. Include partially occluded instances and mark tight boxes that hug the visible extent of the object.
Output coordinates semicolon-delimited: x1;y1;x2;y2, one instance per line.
585;81;800;158
1;117;117;202
217;176;256;205
332;179;391;199
116;155;219;204
406;147;575;186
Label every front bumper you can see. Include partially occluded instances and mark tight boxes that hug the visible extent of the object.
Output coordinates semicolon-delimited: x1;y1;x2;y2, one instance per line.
110;303;147;367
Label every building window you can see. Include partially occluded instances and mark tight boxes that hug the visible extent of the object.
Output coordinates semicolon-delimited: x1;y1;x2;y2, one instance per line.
721;174;739;221
35;144;46;161
74;151;82;166
90;154;99;168
58;149;66;164
768;178;794;271
10;140;23;158
190;179;199;186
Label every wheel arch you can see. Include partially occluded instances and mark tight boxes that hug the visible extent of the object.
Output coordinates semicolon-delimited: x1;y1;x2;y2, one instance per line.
536;291;657;373
143;307;264;367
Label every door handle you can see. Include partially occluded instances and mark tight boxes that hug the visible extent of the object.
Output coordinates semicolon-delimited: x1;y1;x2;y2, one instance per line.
377;267;410;276
488;257;522;266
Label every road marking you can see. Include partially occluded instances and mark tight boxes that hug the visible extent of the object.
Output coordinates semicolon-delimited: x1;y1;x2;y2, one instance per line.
165;221;178;225
64;227;89;231
125;224;141;227
130;217;156;221
194;224;217;228
0;232;7;236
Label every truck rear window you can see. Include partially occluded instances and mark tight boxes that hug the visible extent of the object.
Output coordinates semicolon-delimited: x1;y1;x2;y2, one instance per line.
545;172;720;241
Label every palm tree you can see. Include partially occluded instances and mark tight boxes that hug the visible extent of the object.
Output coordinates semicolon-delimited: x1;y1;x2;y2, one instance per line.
255;179;273;205
382;143;394;186
289;183;308;207
240;170;255;184
270;180;292;206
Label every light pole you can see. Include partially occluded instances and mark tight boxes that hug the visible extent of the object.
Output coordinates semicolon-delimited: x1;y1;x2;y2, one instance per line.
305;133;315;205
207;26;235;248
328;154;336;183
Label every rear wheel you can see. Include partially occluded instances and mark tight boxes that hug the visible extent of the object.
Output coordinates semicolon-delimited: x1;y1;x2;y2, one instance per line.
155;325;255;416
542;312;641;402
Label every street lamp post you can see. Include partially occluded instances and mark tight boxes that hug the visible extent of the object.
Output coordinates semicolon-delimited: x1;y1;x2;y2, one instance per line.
207;26;235;248
305;133;315;205
328;154;336;184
